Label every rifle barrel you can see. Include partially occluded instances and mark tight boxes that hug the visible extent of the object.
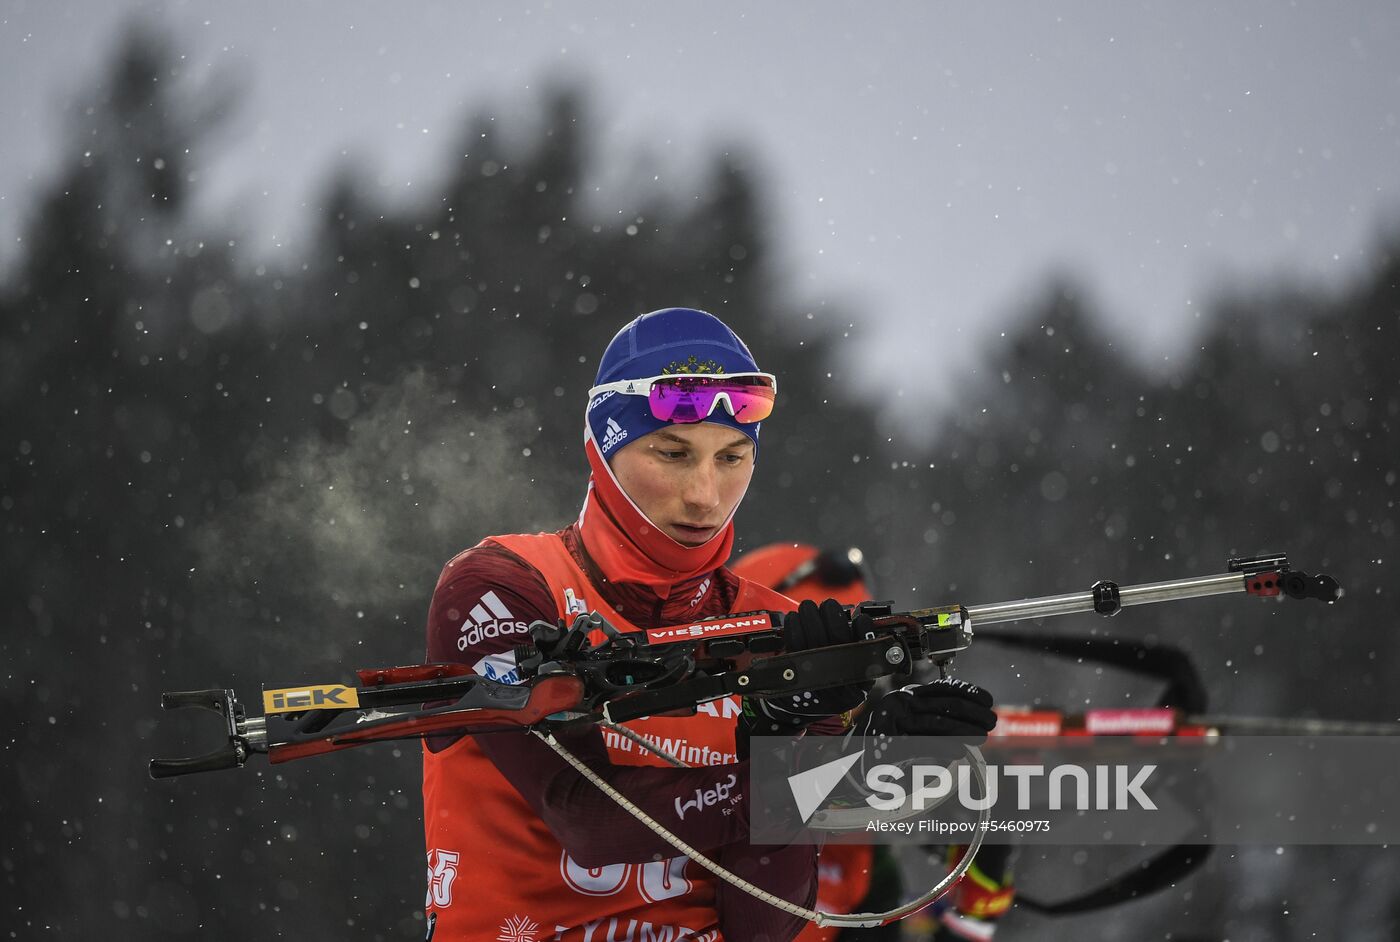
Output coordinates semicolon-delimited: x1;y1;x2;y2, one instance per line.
966;572;1247;626
1189;714;1400;736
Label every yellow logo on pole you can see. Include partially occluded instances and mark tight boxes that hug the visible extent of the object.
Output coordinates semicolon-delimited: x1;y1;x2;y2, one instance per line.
262;684;360;714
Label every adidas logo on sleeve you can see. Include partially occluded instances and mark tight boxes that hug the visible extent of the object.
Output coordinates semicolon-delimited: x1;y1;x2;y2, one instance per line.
456;590;532;650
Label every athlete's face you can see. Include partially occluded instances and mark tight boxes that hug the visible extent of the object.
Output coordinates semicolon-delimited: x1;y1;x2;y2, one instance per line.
610;423;755;547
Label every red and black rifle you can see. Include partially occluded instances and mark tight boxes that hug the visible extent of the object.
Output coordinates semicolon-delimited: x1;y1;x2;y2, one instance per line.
149;553;1341;780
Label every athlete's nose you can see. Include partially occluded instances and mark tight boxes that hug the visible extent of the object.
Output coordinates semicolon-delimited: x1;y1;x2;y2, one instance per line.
681;461;721;514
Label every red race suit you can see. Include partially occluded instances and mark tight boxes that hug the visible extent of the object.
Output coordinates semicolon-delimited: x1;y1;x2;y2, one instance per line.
423;524;815;941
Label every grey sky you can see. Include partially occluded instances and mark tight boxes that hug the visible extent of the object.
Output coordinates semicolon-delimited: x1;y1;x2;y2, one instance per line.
3;1;1398;417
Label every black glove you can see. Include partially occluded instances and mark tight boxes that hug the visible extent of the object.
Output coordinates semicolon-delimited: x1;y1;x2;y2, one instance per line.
736;599;877;757
854;677;997;769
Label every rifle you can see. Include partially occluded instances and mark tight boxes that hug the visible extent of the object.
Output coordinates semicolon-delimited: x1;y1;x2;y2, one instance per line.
148;553;1339;779
148;553;1343;929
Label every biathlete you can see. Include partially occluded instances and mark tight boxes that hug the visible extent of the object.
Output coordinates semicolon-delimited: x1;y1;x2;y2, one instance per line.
422;308;998;941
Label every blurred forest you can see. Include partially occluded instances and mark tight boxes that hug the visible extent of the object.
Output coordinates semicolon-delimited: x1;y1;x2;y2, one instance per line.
3;29;1397;941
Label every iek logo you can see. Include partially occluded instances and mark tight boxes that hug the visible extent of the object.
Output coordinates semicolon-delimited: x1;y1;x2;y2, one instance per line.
262;683;361;714
270;686;352;710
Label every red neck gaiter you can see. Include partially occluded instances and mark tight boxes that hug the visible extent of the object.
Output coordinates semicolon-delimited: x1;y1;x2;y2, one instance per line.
577;433;736;598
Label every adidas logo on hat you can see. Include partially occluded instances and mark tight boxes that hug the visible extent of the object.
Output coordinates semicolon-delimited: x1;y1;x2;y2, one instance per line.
601;416;630;453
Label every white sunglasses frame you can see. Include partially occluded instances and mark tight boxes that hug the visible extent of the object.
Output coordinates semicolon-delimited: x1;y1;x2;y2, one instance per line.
587;371;778;398
586;372;779;422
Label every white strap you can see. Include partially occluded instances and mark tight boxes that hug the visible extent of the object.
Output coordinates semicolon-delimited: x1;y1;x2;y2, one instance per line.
537;723;988;929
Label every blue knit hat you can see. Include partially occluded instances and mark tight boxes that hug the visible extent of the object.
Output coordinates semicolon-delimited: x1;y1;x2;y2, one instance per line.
587;308;764;459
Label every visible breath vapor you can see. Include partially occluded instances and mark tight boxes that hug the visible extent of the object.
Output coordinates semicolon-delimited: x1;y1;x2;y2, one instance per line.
190;368;576;667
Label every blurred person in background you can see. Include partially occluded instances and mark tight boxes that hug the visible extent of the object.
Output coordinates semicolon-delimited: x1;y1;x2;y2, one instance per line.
731;544;1015;942
420;308;999;941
